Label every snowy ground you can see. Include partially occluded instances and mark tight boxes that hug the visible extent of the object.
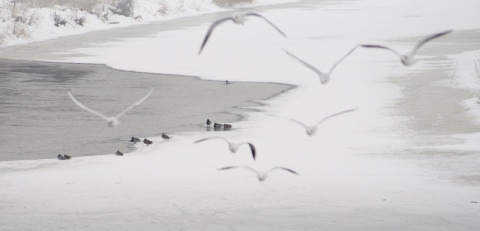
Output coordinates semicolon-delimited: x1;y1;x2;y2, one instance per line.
1;0;480;230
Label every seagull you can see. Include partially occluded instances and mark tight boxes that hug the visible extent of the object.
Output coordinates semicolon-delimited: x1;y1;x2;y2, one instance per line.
162;133;170;140
194;137;256;160
219;166;298;182
67;88;154;127
199;12;287;54
283;45;359;84
269;108;357;136
360;30;453;66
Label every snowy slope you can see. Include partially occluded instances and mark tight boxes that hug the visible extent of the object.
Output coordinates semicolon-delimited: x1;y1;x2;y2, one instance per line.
1;0;480;230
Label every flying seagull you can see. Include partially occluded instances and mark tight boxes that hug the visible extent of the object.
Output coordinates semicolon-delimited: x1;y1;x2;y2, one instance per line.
360;30;453;66
67;88;154;127
219;166;298;182
199;12;287;54
194;137;256;160
269;108;357;136
283;45;359;84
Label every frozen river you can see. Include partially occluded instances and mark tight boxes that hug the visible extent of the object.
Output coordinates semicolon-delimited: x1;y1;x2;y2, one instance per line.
0;59;290;161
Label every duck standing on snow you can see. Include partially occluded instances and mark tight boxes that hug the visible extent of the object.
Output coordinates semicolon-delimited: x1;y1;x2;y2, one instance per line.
162;133;170;140
143;138;153;146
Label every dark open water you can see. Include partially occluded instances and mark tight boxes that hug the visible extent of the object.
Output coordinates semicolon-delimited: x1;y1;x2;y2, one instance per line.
0;59;291;161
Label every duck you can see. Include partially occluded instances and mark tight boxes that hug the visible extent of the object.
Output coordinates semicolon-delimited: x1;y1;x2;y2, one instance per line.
162;133;170;140
131;136;141;143
143;138;153;146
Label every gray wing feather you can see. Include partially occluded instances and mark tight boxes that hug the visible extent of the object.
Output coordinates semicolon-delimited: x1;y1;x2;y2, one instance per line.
244;13;287;37
410;30;453;56
315;108;358;127
360;44;403;58
115;88;154;118
268;167;298;175
284;49;326;77
199;17;233;54
328;45;358;75
68;91;110;121
194;137;229;144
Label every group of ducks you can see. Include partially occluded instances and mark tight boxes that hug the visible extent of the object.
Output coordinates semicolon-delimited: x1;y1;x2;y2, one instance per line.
61;11;453;181
206;119;233;131
57;154;71;160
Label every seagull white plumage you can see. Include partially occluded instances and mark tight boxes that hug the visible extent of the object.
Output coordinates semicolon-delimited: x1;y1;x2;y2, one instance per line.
269;108;357;136
360;30;453;66
194;137;256;160
199;12;287;54
68;88;154;127
284;45;359;84
219;166;298;182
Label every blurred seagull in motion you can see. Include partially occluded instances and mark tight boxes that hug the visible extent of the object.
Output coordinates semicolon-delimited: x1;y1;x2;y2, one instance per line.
360;30;453;66
219;166;298;182
269;108;358;136
194;137;256;160
199;12;287;54
67;88;154;127
283;45;358;84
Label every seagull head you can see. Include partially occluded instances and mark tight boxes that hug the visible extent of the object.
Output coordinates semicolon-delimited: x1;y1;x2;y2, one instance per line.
401;55;416;66
232;13;246;25
107;118;120;127
305;126;317;136
257;172;267;182
319;73;330;84
229;144;239;153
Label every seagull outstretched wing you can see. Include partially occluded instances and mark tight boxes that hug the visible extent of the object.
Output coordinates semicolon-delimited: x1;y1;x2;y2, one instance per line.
68;91;110;121
199;17;233;54
115;88;155;119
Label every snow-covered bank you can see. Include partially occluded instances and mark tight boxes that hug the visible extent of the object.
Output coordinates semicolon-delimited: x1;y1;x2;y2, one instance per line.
2;0;480;230
0;0;296;47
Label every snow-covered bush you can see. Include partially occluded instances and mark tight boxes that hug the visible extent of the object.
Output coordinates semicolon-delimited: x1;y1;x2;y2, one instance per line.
112;0;135;17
